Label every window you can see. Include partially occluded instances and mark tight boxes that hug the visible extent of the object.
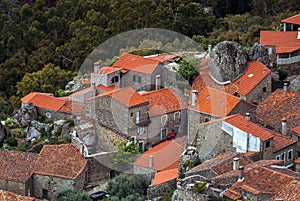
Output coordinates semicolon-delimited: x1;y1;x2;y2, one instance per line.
112;76;119;83
281;152;286;161
204;118;210;122
133;75;141;83
136;111;140;123
138;141;144;152
173;125;179;134
42;189;48;200
288;150;293;160
265;140;270;148
161;115;168;125
263;87;267;92
174;111;180;120
276;155;280;160
130;136;137;143
138;127;144;134
161;128;168;140
130;112;133;118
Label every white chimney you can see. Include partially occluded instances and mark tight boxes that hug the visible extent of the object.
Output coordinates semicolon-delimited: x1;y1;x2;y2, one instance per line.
191;90;198;106
298;27;300;39
238;166;244;182
149;155;154;167
245;113;250;121
282;117;287;135
155;75;161;90
283;82;288;93
208;45;212;53
94;61;100;72
233;157;240;170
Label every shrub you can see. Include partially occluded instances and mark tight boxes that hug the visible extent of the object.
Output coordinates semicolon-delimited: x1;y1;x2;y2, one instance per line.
193;182;207;194
16;143;26;151
66;119;75;127
5;136;18;147
2;143;10;149
5;118;20;130
12;128;26;138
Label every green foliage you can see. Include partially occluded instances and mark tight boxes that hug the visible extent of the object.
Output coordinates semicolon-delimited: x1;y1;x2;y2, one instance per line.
297;85;300;91
57;89;71;97
66;119;75;127
193;182;207;194
118;140;141;154
2;143;10;150
182;158;201;170
5;136;18;147
37;115;53;124
163;189;175;201
5;118;20;130
175;57;199;85
16;143;26;151
278;68;288;81
54;188;90;201
106;174;147;200
12;128;26;138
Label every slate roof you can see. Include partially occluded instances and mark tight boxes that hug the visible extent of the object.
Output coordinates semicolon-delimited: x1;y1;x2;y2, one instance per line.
260;31;300;53
0;190;35;201
281;13;300;25
21;92;67;111
152;168;178;185
256;89;300;134
33;144;87;179
0;150;38;182
233;61;271;96
112;53;160;74
224;166;300;200
189;86;241;117
134;140;183;171
142;88;187;117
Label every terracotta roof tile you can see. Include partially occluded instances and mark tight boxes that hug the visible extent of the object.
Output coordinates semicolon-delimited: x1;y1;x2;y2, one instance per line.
97;84;117;92
281;13;300;25
0;150;38;182
98;67;121;75
269;180;300;201
260;31;300;53
69;87;93;96
58;101;85;116
224;166;298;200
256;89;300;133
292;126;300;134
109;87;148;107
152;168;178;185
134;140;183;171
21;92;67;111
33;144;87;179
142;88;187;117
225;114;274;141
0;190;36;201
146;54;179;63
112;53;160;74
233;61;271;96
294;157;300;164
189;87;241;117
272;133;297;152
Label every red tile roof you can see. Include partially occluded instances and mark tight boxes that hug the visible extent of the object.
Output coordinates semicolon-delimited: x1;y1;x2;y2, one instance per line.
134;140;183;171
33;144;87;179
224;166;299;200
281;13;300;25
272;132;297;152
69;87;94;96
109;87;148;107
152;168;178;185
225;114;274;141
0;190;36;201
189;87;241;117
260;31;300;53
0;150;38;182
98;67;121;74
142;88;187;117
97;84;117;92
233;61;271;96
256;89;300;134
269;180;300;201
292;126;300;134
147;54;179;63
294;157;300;164
58;101;85;116
21;92;67;111
112;53;160;74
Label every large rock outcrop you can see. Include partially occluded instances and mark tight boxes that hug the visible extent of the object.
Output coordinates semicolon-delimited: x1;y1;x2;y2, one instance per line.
14;103;37;127
248;43;270;65
209;41;248;83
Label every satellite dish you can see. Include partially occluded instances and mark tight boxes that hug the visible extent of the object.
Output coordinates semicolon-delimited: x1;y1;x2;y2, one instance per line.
45;112;52;119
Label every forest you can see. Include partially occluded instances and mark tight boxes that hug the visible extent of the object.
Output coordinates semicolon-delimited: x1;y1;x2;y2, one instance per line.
0;0;300;118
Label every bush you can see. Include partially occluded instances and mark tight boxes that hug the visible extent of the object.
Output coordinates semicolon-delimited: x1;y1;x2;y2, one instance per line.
16;143;26;151
66;119;75;127
2;143;10;149
5;136;18;147
5;118;20;130
278;68;288;81
12;128;26;138
193;182;207;194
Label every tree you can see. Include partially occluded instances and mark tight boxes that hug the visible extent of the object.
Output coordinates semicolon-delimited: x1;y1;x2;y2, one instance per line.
106;174;147;200
175;56;199;85
54;188;90;201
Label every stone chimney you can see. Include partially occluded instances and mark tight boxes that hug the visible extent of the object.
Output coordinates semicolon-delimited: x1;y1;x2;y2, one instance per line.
191;90;198;106
245;113;250;121
282;117;287;135
238;166;244;182
298;27;300;39
283;82;288;93
149;155;154;167
208;45;212;54
155;75;161;90
94;61;100;72
233;157;239;170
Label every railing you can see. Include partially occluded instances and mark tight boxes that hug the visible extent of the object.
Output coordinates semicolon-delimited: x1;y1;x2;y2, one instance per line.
277;54;300;65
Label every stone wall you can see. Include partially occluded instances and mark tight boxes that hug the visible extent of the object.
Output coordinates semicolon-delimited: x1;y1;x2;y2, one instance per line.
0;179;29;196
147;180;176;199
133;165;156;183
121;71;152;91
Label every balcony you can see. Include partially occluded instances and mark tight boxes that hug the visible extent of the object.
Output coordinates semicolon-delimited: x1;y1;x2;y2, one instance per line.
277;54;300;65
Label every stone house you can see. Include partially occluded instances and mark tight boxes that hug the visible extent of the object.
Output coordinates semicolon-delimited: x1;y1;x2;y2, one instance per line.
292;126;300;156
32;144;88;200
260;13;300;65
0;150;38;197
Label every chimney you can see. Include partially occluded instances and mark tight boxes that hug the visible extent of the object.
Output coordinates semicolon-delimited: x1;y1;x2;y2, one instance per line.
191;90;198;106
298;27;300;39
94;61;100;72
233;157;240;170
208;45;212;54
283;82;288;93
149;155;154;167
91;82;96;90
282;117;287;135
155;75;161;90
238;166;244;182
245;113;250;121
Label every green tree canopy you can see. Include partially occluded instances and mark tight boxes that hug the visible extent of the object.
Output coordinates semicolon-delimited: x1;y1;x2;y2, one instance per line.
54;188;90;201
